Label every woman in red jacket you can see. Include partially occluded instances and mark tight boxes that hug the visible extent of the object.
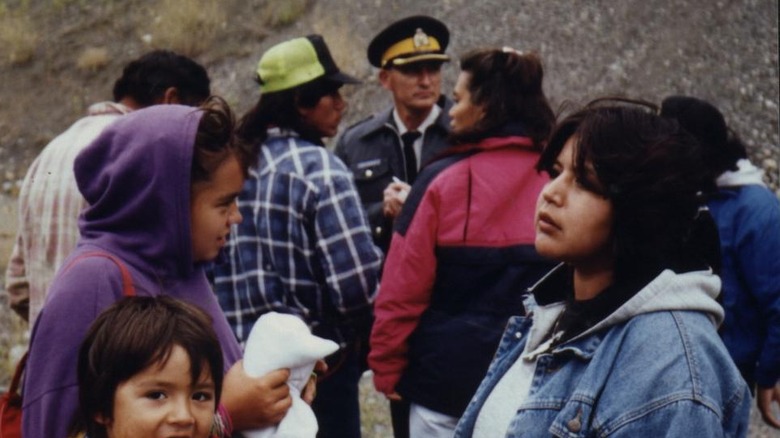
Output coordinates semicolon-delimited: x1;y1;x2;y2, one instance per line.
369;47;556;437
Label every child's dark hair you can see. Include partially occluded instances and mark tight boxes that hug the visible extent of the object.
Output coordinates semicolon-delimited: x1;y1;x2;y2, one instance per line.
70;295;224;438
236;77;343;147
537;98;715;279
112;50;211;106
452;48;555;148
192;96;254;183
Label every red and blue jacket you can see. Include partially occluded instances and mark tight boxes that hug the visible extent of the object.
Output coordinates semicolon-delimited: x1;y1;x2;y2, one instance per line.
369;131;555;417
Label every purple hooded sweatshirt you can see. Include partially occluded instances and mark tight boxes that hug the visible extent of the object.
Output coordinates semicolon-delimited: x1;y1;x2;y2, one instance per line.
22;105;243;437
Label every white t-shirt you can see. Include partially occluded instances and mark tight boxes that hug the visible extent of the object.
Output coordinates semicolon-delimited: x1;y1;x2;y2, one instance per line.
472;302;564;437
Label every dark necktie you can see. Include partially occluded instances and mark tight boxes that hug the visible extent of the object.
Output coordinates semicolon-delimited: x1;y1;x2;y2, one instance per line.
401;131;421;184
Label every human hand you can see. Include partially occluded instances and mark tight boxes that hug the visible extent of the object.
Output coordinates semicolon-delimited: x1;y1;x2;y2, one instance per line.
222;361;292;429
302;360;328;404
757;384;780;429
383;181;411;218
386;391;403;402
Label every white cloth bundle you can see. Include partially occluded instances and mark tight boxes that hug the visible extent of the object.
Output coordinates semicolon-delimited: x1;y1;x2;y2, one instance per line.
242;312;340;438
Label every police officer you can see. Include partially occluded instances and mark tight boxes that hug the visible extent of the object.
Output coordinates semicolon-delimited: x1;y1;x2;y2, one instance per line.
335;15;452;256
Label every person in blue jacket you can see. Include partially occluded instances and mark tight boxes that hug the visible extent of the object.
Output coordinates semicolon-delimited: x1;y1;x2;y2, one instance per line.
455;99;751;437
661;96;780;429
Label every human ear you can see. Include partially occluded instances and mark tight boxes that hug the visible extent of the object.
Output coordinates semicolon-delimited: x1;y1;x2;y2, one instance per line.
378;69;391;90
161;87;181;104
296;104;310;119
94;412;111;426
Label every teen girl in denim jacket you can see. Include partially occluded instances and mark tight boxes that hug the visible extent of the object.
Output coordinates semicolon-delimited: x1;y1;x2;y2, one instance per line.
455;100;751;437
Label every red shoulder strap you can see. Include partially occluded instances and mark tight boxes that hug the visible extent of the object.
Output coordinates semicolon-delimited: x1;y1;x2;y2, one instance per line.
63;251;136;297
5;351;27;397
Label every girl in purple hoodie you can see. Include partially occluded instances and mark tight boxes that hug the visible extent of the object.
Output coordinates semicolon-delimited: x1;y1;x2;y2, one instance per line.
23;98;293;437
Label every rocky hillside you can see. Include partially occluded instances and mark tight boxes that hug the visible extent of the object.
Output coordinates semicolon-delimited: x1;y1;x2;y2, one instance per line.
0;0;778;193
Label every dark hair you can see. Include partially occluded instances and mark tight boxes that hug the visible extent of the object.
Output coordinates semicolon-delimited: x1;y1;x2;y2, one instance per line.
71;295;224;438
537;99;714;280
660;95;748;181
112;50;211;106
192;96;254;184
452;48;555;148
236;77;343;147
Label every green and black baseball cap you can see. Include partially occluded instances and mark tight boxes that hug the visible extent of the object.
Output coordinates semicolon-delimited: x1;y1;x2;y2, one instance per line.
256;34;360;93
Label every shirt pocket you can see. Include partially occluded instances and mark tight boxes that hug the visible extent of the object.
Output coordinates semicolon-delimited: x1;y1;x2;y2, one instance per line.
352;158;393;203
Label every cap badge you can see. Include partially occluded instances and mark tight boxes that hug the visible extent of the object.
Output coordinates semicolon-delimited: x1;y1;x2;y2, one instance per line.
413;28;432;50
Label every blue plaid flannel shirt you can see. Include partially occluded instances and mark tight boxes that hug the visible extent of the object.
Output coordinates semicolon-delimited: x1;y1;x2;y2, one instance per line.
213;130;382;346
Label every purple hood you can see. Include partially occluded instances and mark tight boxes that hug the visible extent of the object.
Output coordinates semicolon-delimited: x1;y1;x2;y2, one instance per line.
23;105;243;437
75;104;202;278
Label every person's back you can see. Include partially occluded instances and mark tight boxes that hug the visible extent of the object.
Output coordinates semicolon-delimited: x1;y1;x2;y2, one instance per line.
370;47;557;436
3;50;210;325
710;183;780;380
661;95;780;428
5;103;129;326
213;35;381;438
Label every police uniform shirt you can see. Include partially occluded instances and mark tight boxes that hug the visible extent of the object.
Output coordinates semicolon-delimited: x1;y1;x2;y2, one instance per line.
392;104;442;170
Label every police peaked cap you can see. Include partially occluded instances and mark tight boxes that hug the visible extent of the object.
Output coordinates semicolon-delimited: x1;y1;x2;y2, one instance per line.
367;15;451;68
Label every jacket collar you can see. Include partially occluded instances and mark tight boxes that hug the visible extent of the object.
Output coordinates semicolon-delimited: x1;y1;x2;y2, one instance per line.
358;96;452;139
526;264;723;356
435;135;535;162
86;101;133;116
716;158;766;188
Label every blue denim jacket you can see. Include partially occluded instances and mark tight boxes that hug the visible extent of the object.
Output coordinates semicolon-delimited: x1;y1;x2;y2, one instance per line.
455;269;751;437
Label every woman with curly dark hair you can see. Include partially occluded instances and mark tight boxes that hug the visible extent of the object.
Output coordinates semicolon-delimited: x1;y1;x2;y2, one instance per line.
369;47;557;436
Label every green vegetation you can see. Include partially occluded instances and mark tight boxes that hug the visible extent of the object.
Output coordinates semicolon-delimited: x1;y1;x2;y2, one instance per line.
263;0;309;27
0;9;38;65
76;47;110;72
147;0;227;57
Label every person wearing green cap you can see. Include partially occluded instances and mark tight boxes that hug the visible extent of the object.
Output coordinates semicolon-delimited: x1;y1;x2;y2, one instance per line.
212;34;382;438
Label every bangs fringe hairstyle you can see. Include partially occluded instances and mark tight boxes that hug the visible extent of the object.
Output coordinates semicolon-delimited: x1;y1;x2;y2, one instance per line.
537;98;714;280
71;296;225;438
192;96;254;183
452;48;555;148
237;77;343;148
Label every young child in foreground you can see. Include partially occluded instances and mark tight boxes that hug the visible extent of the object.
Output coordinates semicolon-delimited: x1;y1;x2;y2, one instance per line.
70;295;225;438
